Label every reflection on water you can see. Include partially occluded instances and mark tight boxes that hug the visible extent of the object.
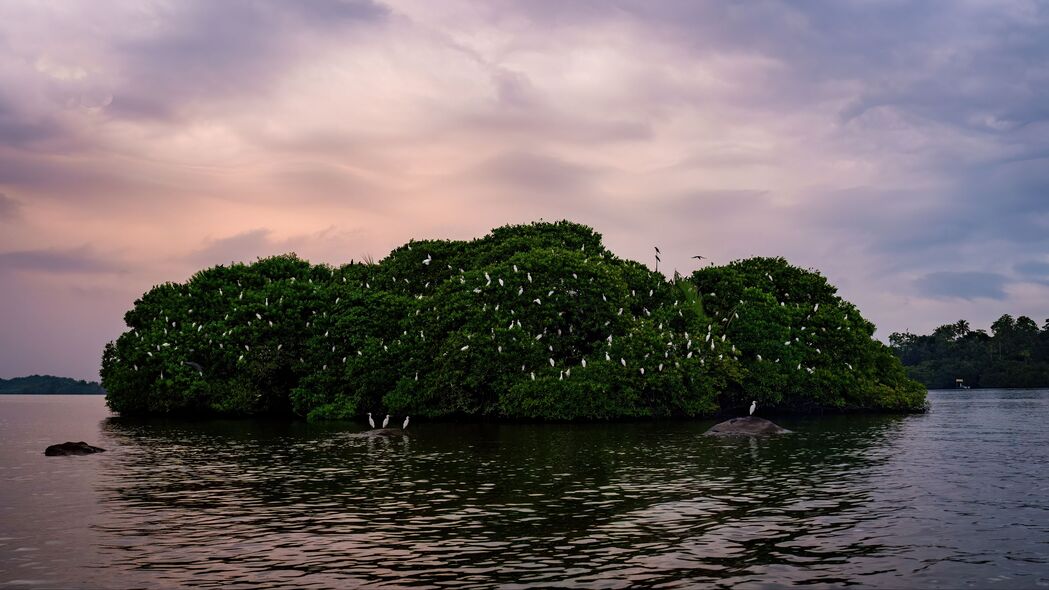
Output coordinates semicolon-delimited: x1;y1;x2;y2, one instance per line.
2;391;1048;588
91;415;909;588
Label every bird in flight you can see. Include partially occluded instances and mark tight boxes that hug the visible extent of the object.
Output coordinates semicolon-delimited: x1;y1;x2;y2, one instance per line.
692;255;706;260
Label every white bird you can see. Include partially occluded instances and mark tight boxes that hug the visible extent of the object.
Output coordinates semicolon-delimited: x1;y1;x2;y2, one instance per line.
403;416;410;429
749;400;756;416
383;414;390;428
368;412;375;428
423;254;432;265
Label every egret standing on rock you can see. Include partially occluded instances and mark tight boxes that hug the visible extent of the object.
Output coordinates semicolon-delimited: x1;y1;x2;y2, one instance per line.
402;416;410;429
749;400;757;416
368;412;375;428
383;414;390;428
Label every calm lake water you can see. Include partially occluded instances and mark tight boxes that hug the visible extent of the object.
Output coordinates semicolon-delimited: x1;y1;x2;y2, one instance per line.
1;391;1047;589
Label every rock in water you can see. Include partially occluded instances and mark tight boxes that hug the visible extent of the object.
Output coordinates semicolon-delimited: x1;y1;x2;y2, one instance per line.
44;441;106;456
704;416;791;436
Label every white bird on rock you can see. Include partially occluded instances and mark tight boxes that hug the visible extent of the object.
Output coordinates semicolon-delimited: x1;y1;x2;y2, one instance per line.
368;412;375;428
383;414;390;428
749;400;756;416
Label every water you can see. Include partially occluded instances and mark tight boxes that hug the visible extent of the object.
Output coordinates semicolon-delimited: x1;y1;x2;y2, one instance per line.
1;391;1047;589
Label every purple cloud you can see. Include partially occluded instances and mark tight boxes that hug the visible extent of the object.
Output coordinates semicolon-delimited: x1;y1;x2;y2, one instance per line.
914;271;1010;301
0;192;19;219
0;247;123;275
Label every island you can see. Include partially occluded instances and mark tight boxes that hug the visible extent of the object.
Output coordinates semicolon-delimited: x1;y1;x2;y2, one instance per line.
0;375;105;395
101;221;927;420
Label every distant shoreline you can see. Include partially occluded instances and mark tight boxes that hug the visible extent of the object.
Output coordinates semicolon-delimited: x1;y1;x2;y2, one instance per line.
928;387;1049;392
0;375;106;395
0;392;106;395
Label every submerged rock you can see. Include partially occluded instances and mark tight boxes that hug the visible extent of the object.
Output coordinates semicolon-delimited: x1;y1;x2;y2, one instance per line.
704;416;791;436
44;441;106;456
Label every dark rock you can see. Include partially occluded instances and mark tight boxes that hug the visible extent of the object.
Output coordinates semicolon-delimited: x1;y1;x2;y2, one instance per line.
44;441;106;456
704;416;791;436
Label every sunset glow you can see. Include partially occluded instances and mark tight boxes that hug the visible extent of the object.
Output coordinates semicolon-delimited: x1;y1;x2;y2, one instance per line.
2;1;1047;379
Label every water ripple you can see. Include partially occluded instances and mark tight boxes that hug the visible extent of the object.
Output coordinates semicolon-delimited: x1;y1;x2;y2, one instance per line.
2;391;1049;588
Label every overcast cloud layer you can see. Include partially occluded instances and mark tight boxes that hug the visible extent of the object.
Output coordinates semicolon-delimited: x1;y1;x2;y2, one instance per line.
2;0;1048;380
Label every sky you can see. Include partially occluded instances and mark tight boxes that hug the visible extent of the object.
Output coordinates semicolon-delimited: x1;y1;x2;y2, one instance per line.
1;0;1048;381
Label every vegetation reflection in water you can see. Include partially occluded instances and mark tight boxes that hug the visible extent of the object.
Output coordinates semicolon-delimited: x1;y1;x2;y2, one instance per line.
96;414;911;588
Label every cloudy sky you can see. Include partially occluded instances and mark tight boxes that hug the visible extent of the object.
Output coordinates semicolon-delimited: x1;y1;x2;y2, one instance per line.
1;0;1048;381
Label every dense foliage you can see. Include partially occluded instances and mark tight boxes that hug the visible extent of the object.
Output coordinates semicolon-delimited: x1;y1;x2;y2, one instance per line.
101;221;926;420
0;375;105;394
690;259;927;412
890;316;1049;388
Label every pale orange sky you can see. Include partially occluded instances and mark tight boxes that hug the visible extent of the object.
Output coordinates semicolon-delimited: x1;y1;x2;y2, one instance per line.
2;1;1048;380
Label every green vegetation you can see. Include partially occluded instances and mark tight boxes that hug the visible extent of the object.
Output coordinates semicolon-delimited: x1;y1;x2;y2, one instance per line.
691;259;927;412
101;221;926;419
890;316;1049;389
0;375;105;394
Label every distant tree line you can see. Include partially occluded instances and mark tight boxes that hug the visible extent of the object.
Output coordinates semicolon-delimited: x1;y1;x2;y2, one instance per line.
0;375;105;394
101;221;926;420
890;315;1049;389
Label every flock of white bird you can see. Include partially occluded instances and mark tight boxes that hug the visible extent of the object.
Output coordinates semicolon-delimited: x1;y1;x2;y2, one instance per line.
112;242;857;422
368;412;408;430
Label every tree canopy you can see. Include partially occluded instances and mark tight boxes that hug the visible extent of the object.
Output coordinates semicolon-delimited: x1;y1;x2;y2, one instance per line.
890;315;1049;388
101;221;926;419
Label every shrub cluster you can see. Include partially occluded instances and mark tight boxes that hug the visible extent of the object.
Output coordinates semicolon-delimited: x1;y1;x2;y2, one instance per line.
101;221;926;419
